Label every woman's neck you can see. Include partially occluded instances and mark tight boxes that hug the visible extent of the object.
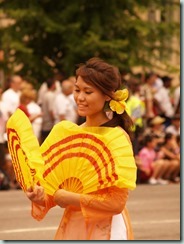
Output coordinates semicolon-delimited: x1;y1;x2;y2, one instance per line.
85;113;110;127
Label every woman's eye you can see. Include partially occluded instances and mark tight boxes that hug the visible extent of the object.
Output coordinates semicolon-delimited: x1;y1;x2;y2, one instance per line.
85;91;92;94
74;89;80;92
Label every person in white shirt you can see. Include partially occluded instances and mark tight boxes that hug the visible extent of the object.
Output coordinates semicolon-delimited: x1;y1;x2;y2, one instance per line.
1;75;23;117
37;80;61;107
0;99;9;145
173;85;180;115
0;87;11;189
153;76;174;126
54;79;78;124
27;89;43;143
41;78;57;143
1;76;22;187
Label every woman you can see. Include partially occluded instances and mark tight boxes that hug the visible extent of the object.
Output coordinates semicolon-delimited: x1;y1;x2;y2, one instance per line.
26;57;137;240
18;89;42;123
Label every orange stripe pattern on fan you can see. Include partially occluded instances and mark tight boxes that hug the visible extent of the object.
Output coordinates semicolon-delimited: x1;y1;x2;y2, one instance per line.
42;133;118;193
40;121;137;195
6;109;137;195
7;128;33;191
6;109;45;192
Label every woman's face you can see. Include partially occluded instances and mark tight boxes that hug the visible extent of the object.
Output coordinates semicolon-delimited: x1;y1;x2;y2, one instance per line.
73;76;109;117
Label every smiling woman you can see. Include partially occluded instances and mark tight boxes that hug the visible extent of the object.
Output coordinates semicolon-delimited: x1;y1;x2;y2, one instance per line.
74;76;110;121
22;57;137;240
74;58;133;131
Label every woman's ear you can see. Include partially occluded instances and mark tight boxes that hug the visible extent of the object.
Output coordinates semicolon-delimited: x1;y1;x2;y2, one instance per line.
105;95;111;102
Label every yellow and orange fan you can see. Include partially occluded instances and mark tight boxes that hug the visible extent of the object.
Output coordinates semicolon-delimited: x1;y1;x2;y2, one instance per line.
6;109;136;195
40;121;137;195
6;109;45;192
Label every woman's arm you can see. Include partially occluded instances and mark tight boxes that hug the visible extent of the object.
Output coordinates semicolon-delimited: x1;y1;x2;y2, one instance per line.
54;187;129;220
54;189;80;208
26;185;46;206
26;185;56;221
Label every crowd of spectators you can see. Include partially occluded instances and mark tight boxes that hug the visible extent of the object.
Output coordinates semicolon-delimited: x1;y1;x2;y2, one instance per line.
0;70;180;190
125;72;180;185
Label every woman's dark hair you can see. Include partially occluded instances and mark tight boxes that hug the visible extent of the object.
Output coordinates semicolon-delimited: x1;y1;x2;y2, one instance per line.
75;57;133;137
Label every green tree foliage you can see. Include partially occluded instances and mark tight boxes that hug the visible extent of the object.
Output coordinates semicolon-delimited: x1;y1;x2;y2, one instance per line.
0;0;180;85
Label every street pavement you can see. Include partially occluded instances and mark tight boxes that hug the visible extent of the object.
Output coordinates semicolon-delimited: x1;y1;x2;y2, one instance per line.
0;183;180;241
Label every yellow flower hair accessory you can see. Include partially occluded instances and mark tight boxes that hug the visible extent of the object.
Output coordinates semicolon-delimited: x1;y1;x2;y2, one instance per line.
109;88;129;114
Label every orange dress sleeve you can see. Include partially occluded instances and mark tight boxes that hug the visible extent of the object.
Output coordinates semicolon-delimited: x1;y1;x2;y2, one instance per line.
80;186;128;222
31;194;56;221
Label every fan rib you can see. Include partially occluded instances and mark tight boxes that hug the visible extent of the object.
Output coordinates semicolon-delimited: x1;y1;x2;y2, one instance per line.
42;133;118;182
8;135;27;190
43;152;104;186
7;128;38;191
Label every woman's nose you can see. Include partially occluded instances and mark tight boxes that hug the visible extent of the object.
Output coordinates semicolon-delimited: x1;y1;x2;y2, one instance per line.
77;92;85;101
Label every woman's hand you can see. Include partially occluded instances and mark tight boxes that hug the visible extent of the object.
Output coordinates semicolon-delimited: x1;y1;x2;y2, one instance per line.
53;189;80;209
26;185;45;207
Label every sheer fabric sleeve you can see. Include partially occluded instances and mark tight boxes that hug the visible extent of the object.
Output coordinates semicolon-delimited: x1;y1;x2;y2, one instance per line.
80;186;128;222
31;194;56;221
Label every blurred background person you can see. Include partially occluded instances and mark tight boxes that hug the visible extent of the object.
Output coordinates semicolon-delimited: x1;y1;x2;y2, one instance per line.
37;77;62;107
165;115;180;138
0;85;19;189
41;77;56;143
144;116;166;146
126;79;145;155
1;75;23;117
27;89;43;143
53;78;78;125
158;133;180;183
18;89;42;123
172;83;180;117
153;76;174;127
0;85;11;190
140;72;157;123
137;135;170;185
